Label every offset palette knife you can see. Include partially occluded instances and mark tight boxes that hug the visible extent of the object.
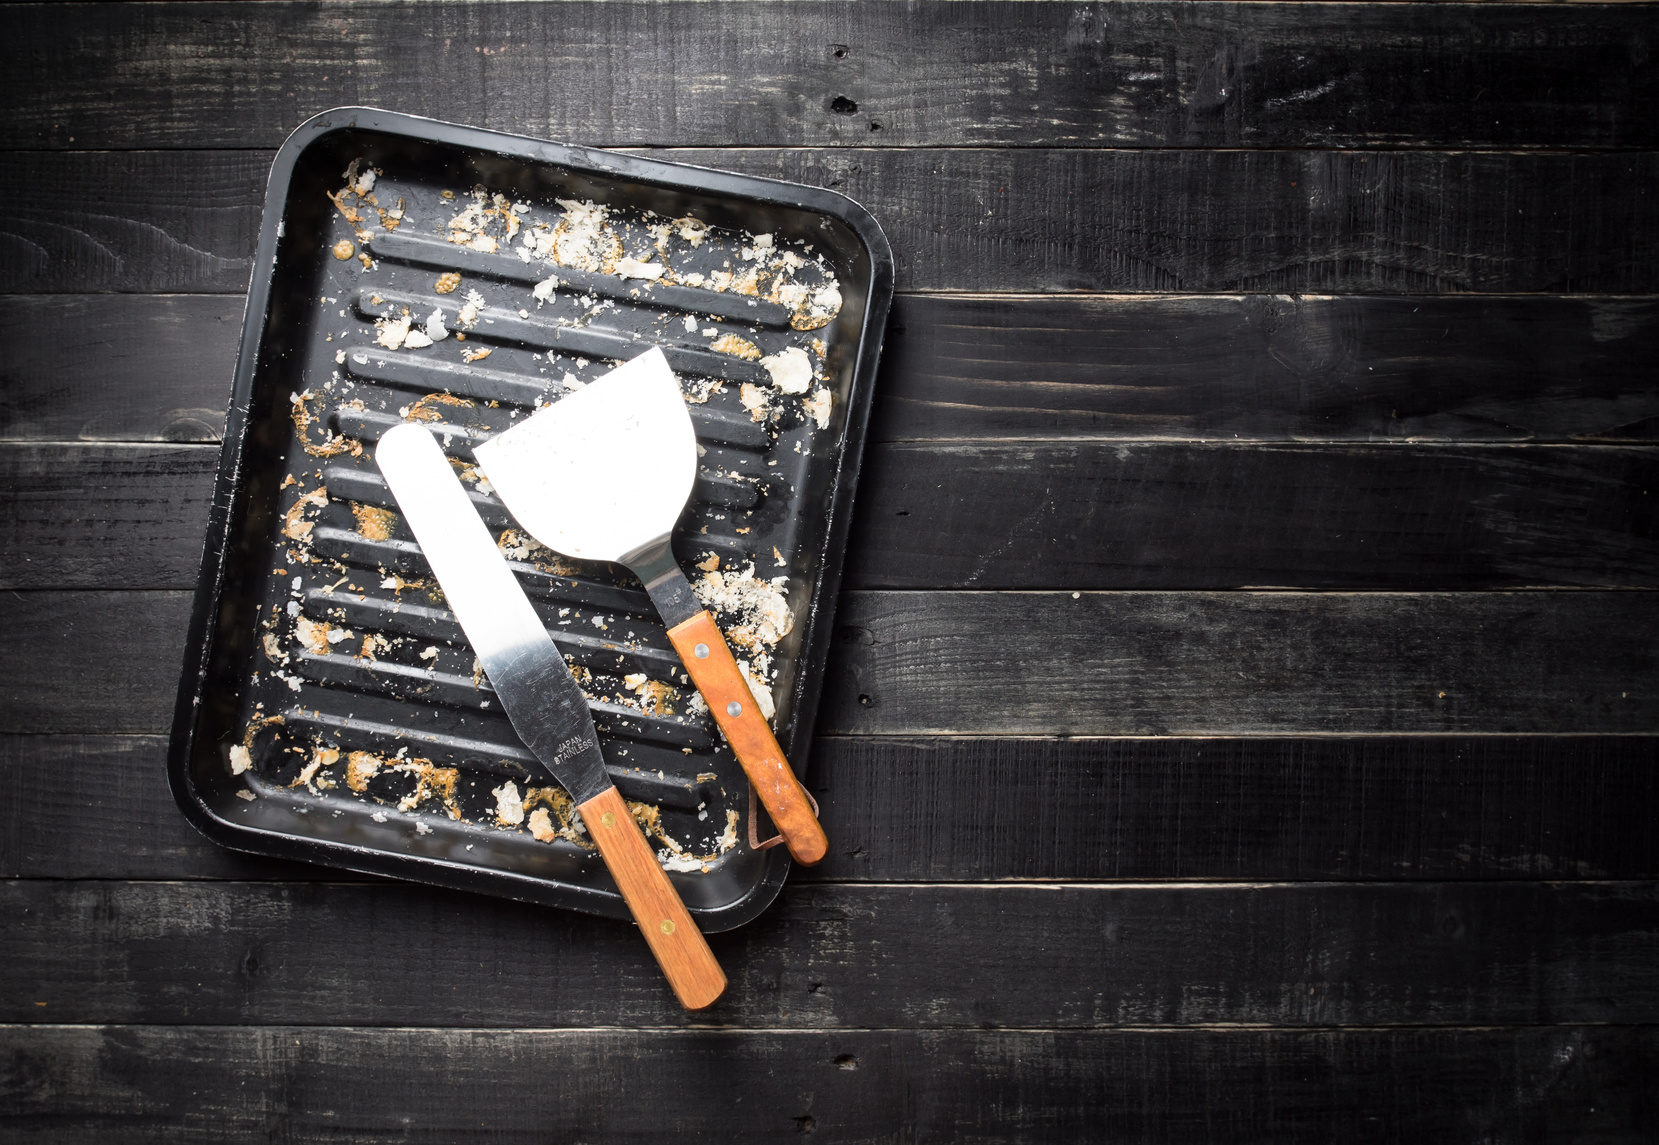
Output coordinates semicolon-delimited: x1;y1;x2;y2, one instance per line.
377;422;726;1010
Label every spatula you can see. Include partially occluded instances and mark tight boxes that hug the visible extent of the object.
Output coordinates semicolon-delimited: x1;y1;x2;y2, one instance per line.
473;348;829;866
377;421;727;1010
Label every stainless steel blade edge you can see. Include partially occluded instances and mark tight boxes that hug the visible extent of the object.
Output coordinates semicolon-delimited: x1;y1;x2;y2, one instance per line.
374;422;612;804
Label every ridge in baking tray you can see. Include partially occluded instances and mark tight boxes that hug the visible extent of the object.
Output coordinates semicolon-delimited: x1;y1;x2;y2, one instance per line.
166;108;893;931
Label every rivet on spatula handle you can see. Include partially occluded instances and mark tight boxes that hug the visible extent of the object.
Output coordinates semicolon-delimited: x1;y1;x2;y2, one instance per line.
666;610;830;866
578;786;727;1011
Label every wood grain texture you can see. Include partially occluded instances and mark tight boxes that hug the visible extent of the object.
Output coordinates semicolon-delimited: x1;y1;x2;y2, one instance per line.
873;293;1659;443
0;592;192;734
8;148;1658;294
5;1024;1651;1144
846;442;1659;590
3;2;1655;151
9;440;1659;591
0;295;239;442
10;590;1657;736
0;737;306;881
4;879;1656;1027
668;610;829;865
823;591;1659;736
805;735;1659;883
8;293;1659;445
12;734;1659;884
578;785;728;1010
0;152;265;294
0;444;215;590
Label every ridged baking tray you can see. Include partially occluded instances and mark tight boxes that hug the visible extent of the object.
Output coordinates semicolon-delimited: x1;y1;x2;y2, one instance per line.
168;108;892;930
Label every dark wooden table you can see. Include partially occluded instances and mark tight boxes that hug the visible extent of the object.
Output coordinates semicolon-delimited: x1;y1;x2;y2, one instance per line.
4;3;1658;1139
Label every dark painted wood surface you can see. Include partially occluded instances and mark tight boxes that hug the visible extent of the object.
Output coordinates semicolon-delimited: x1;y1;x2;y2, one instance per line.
5;1025;1651;1144
7;148;1658;293
4;1;1658;1139
8;589;1656;735
6;879;1657;1026
7;3;1658;152
8;293;1659;445
9;440;1659;590
9;734;1659;883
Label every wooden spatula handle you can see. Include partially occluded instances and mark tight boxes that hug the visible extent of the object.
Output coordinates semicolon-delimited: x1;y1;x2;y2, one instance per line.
577;786;727;1011
666;610;829;866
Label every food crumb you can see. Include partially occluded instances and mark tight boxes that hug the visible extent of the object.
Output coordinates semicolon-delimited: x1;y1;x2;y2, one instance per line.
739;382;770;423
435;272;461;294
456;289;485;328
760;346;813;394
711;333;761;360
235;790;257;802
803;387;833;429
229;745;252;774
332;240;355;260
528;807;557;843
345;751;381;792
493;780;525;826
616;256;665;280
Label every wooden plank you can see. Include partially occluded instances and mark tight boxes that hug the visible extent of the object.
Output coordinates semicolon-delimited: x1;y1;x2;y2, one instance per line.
0;592;192;734
8;734;1658;883
0;737;298;881
0;152;265;294
0;295;239;443
843;442;1659;590
4;879;1656;1027
822;591;1659;736
8;441;1659;591
873;294;1659;443
806;735;1659;883
5;1025;1650;1144
4;2;1655;151
8;293;1659;445
7;148;1657;294
0;445;215;590
7;590;1658;736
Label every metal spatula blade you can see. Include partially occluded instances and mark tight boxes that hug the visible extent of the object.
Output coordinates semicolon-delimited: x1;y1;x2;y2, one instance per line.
474;348;697;564
475;347;829;866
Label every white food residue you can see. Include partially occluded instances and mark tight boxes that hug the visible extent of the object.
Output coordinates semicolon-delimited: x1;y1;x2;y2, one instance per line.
760;346;813;394
803;387;833;429
424;309;449;341
616;256;664;281
551;198;614;271
528;807;557;843
492;781;525;827
374;313;412;349
694;562;793;652
737;659;776;720
739;382;770;423
456;289;485;329
229;745;252;775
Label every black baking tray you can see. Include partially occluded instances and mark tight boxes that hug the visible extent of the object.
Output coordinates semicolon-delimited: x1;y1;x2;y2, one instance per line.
168;107;892;931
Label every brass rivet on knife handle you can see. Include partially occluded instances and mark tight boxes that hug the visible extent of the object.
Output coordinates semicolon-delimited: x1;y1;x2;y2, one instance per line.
667;610;829;866
578;786;727;1011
